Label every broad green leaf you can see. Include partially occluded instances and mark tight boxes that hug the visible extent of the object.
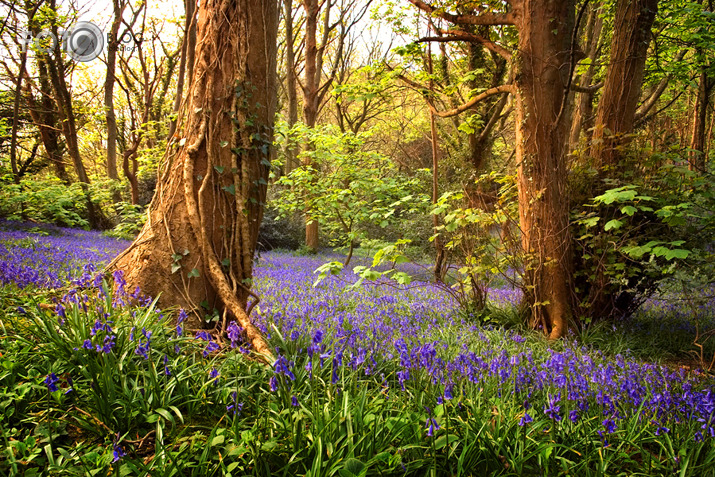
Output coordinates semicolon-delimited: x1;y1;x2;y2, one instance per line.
604;219;623;231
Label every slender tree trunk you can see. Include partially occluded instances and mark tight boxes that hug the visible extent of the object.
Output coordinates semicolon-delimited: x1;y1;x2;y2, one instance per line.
569;4;603;151
122;148;140;205
113;0;278;359
427;39;445;281
40;3;107;229
31;59;69;184
590;0;658;170
9;45;28;185
515;0;575;340
302;0;320;251
169;0;197;140
689;59;713;171
284;0;299;174
105;0;125;200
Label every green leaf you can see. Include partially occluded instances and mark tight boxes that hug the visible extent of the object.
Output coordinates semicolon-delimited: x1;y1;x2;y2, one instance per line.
665;249;690;260
210;435;225;446
604;219;623;231
223;184;236;195
187;268;200;278
171;263;181;274
620;205;637;216
214;165;225;174
580;216;600;228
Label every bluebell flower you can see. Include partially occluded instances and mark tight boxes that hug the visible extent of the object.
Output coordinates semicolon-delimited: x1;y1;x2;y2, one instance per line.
44;373;59;392
425;418;439;437
519;412;533;426
112;442;126;462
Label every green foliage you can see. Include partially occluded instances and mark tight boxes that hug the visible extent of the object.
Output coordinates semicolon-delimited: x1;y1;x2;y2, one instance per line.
105;202;146;240
0;175;89;229
571;161;714;324
431;173;520;310
274;123;430;251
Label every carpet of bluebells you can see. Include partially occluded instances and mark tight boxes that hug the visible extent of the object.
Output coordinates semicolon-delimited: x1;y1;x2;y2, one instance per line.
1;220;714;476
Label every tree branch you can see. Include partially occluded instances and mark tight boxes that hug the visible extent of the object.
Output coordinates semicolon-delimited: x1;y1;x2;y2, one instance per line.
417;28;512;60
407;0;516;26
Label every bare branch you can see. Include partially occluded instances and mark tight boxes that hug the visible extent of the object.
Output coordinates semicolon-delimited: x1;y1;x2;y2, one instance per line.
571;81;603;93
417;28;512;60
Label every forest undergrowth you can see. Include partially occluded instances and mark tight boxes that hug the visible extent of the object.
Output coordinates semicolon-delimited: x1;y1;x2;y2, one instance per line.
1;220;714;476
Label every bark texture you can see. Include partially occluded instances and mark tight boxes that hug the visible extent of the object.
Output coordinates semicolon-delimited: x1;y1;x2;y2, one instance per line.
515;0;575;339
113;0;278;359
590;0;658;169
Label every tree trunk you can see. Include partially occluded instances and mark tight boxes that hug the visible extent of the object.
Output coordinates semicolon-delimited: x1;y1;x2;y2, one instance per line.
515;0;575;340
9;43;28;185
122;148;140;205
104;0;125;199
689;60;713;172
590;0;658;170
41;3;107;229
27;58;69;184
283;0;300;174
302;0;321;251
113;0;278;359
568;3;603;151
169;0;197;141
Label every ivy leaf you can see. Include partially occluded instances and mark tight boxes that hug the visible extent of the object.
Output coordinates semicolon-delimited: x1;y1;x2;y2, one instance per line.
187;268;200;278
171;263;181;274
223;184;236;195
214;165;225;174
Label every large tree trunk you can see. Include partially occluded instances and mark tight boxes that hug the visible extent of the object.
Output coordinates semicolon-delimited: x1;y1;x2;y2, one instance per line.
574;0;657;322
590;0;658;170
515;0;575;340
113;0;278;359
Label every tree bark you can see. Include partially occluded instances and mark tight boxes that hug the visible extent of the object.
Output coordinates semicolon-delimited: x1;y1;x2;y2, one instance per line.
590;0;658;170
113;0;278;359
302;0;320;251
515;0;575;339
